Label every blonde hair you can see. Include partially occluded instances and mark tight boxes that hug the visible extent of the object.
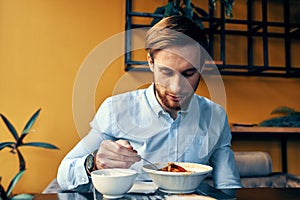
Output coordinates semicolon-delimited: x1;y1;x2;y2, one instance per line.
145;16;208;67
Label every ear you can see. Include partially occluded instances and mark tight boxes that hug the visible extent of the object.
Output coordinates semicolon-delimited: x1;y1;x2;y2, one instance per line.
147;53;154;72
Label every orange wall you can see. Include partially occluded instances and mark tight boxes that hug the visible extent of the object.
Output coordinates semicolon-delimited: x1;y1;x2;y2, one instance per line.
0;0;299;194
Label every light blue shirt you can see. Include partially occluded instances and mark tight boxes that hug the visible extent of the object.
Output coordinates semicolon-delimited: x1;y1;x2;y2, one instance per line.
57;84;241;191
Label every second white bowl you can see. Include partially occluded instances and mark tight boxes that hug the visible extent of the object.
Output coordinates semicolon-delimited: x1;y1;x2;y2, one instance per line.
91;168;138;199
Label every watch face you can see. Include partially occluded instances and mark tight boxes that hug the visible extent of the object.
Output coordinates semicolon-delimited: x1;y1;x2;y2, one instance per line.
86;154;95;171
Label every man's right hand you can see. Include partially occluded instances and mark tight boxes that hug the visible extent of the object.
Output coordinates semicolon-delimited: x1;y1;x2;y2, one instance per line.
94;140;141;169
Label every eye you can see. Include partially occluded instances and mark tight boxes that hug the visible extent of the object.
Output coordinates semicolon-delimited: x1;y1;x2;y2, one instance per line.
160;68;174;76
182;69;197;77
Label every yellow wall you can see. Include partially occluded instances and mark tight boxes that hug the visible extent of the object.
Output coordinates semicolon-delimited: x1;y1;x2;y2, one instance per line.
0;0;299;194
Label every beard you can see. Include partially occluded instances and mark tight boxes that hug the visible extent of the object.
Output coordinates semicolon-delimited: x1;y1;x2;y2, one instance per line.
154;84;193;112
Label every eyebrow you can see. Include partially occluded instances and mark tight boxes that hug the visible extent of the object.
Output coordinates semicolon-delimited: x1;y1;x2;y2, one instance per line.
156;64;197;74
158;65;173;71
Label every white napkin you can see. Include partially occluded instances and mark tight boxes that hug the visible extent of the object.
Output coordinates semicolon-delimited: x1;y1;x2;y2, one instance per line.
165;194;216;200
128;181;158;194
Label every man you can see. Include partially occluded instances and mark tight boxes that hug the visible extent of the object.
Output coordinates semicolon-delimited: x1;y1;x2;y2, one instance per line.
57;16;241;195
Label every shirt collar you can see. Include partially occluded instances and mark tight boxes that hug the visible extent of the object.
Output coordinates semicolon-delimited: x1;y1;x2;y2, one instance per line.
146;83;164;117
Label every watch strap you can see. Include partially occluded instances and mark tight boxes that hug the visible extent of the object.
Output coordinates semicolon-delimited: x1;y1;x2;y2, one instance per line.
85;150;98;176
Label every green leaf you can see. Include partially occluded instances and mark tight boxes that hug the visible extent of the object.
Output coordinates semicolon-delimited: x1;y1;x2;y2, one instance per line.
183;0;193;18
21;109;41;136
150;6;166;26
271;106;296;116
222;0;235;18
16;149;26;171
152;5;166;15
0;114;19;142
11;194;33;200
6;170;25;197
259;115;300;127
164;2;176;16
16;134;25;147
183;7;193;18
210;0;216;8
21;142;59;150
0;142;14;151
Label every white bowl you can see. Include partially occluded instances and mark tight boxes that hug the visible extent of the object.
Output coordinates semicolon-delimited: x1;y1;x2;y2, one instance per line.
91;168;138;199
142;162;212;194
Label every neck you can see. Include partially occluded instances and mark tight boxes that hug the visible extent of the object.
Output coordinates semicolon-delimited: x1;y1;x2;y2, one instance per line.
169;110;178;120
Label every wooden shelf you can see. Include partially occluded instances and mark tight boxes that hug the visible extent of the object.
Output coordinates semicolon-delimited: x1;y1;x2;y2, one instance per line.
231;126;300;134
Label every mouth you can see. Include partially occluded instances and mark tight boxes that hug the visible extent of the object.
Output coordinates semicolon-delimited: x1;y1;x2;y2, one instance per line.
167;93;183;102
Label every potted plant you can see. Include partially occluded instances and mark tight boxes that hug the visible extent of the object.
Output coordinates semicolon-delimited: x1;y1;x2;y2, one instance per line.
150;0;235;29
259;106;300;127
0;109;59;200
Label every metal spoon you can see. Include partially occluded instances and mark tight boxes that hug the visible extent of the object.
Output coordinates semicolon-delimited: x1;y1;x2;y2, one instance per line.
139;156;159;170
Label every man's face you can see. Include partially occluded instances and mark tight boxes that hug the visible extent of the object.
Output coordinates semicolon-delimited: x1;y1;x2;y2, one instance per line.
148;45;201;113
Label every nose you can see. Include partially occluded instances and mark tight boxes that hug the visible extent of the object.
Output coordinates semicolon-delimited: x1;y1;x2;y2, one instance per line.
169;73;185;94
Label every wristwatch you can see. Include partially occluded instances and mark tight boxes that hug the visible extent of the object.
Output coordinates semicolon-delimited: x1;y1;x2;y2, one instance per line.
85;150;97;176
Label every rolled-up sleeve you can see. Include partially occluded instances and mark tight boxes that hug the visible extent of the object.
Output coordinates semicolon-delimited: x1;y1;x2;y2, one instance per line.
57;152;89;191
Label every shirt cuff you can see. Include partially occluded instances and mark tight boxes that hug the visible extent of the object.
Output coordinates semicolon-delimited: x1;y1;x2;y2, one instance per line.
57;156;90;190
75;156;90;186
